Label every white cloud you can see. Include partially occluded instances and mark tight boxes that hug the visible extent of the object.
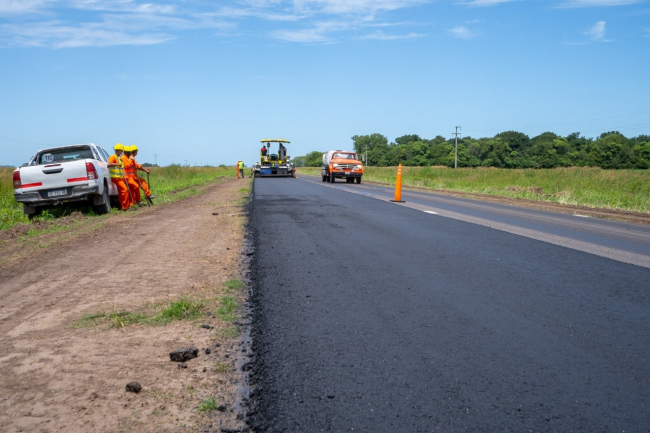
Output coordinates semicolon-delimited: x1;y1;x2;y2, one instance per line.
296;0;428;14
456;0;518;7
210;6;305;21
584;20;609;41
271;27;330;42
0;0;428;46
270;19;351;42
0;0;56;14
357;30;423;39
237;0;427;14
69;0;176;14
0;20;174;47
448;25;477;38
557;0;641;7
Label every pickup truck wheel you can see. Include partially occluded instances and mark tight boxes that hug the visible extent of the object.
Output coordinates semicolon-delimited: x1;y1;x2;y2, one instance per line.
322;175;327;182
329;172;335;183
93;188;111;215
356;177;362;184
27;207;43;220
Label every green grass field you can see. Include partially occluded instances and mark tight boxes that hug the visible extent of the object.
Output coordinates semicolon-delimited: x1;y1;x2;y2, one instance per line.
0;165;236;230
297;166;650;213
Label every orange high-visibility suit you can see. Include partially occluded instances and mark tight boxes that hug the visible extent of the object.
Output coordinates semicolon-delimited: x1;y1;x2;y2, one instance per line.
108;154;131;210
132;157;152;198
121;154;141;204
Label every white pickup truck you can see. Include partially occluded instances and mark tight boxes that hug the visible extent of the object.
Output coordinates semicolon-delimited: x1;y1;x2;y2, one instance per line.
13;143;117;219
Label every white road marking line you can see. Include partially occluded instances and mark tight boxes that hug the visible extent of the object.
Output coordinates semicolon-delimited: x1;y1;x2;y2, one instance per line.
424;211;439;215
299;175;649;268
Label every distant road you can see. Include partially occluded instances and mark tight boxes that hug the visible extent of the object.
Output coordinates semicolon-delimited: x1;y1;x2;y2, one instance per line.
249;176;650;432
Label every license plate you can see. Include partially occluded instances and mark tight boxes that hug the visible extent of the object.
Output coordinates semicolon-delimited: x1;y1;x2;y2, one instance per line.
47;188;67;197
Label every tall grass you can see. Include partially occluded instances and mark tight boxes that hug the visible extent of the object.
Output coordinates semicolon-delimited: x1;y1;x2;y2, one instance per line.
0;167;24;230
297;166;650;213
0;165;236;231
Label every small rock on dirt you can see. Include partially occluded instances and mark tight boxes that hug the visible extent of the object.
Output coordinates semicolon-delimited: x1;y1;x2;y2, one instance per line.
169;347;199;362
205;348;211;355
201;324;213;329
125;382;142;393
178;363;188;369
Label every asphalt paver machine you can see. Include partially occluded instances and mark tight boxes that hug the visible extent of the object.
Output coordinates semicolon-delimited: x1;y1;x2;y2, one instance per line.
253;138;295;178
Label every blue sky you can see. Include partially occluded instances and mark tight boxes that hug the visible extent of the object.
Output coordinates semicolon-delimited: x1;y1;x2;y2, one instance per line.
1;0;649;167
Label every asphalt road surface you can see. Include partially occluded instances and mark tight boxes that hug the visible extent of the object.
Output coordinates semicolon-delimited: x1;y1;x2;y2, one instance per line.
248;176;650;432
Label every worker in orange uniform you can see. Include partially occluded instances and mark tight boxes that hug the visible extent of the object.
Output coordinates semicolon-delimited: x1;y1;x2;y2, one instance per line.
121;146;141;205
130;145;156;200
107;143;132;210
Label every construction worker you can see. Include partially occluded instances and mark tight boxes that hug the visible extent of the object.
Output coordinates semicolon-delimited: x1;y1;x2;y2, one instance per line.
130;145;156;200
107;143;132;210
121;146;141;205
261;145;267;156
238;160;244;179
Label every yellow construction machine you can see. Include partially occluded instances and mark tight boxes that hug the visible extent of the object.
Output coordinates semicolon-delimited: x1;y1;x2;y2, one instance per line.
252;138;295;178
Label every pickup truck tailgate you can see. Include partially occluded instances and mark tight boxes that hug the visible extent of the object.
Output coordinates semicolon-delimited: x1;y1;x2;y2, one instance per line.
18;161;90;196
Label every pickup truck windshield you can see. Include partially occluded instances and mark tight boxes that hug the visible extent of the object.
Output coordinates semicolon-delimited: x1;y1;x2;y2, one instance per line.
333;153;356;159
35;146;93;165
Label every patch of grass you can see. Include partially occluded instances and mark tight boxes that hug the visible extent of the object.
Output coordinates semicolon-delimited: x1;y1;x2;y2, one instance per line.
215;296;238;322
73;296;205;329
73;311;148;328
214;361;230;373
223;279;245;293
198;396;218;413
153;296;205;324
216;326;239;339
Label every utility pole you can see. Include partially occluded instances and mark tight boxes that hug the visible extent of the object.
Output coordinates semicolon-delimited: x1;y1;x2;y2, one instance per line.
365;145;369;167
453;126;461;169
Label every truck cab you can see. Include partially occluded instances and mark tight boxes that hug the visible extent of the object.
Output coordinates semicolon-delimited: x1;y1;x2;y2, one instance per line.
322;150;364;184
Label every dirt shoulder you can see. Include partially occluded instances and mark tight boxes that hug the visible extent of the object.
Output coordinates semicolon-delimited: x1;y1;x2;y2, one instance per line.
0;178;251;432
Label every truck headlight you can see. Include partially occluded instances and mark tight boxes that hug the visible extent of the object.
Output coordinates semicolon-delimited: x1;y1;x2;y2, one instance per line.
355;165;362;169
332;163;340;168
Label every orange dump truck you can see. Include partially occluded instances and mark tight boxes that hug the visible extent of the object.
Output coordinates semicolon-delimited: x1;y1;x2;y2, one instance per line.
321;150;364;184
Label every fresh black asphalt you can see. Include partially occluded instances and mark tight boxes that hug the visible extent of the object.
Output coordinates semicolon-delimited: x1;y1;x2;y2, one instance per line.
247;177;650;432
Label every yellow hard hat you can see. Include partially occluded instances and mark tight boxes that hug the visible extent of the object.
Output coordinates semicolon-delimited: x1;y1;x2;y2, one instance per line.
114;143;124;150
131;145;138;151
123;145;132;152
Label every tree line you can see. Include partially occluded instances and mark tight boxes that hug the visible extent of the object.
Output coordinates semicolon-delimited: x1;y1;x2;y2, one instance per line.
294;131;650;169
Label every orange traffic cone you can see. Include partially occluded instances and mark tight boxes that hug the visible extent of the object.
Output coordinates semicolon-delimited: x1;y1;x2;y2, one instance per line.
390;163;405;203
